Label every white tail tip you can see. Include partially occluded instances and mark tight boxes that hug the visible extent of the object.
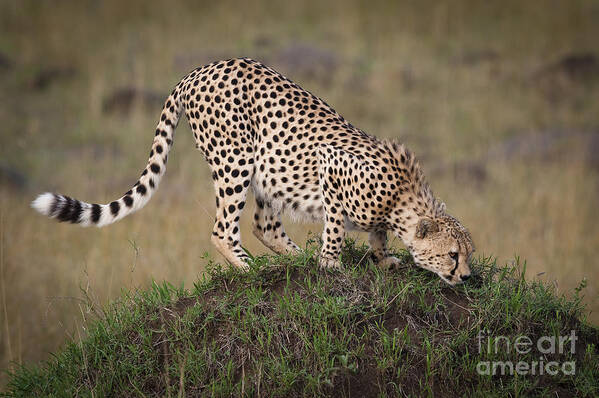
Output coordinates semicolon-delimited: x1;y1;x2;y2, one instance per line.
31;192;55;216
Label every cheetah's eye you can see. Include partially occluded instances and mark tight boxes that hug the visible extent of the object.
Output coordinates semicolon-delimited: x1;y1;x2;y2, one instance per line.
449;252;459;262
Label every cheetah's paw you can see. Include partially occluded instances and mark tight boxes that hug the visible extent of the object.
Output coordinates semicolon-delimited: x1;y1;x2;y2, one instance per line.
319;256;342;270
377;256;403;270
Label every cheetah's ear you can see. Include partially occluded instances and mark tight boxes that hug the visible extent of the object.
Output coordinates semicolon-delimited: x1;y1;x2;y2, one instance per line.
416;218;439;239
439;201;446;213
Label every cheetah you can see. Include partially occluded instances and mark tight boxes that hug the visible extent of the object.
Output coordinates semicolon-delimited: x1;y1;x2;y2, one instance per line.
32;58;474;285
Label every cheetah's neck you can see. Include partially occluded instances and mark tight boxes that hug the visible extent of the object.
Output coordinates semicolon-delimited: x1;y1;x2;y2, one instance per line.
384;140;446;236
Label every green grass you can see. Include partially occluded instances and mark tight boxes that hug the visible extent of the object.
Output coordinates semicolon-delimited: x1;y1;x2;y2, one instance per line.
3;239;597;397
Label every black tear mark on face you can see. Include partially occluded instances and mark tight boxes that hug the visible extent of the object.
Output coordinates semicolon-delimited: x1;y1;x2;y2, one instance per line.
449;252;459;275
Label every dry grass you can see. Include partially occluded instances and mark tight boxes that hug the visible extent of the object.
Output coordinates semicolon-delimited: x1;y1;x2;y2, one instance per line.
1;0;598;384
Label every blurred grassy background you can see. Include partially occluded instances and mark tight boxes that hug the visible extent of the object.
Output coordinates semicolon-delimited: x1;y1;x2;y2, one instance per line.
1;0;598;382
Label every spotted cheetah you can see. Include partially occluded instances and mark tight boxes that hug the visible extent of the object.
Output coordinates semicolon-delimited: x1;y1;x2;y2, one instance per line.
32;58;474;285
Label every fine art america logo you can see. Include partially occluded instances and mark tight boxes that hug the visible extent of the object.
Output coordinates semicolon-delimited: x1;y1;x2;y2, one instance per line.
477;329;578;376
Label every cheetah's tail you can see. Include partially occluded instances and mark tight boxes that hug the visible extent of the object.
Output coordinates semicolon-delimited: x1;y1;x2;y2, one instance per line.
31;81;185;227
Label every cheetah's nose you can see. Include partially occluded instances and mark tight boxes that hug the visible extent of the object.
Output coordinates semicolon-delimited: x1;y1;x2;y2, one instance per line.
460;274;471;281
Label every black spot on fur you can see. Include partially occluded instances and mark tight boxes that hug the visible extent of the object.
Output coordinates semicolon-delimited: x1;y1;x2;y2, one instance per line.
56;196;74;222
91;204;101;223
150;163;160;174
136;184;147;195
49;194;60;216
67;199;83;223
110;201;120;216
123;195;134;207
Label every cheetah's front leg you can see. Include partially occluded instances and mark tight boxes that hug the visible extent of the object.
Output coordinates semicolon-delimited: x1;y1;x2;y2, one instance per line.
320;210;345;269
318;162;346;269
369;230;403;270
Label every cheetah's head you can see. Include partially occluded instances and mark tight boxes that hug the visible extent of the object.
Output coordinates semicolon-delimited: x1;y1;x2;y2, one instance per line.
406;215;475;285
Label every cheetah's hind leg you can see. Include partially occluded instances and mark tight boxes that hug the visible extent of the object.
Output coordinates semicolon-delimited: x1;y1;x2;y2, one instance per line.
252;198;300;255
209;168;254;272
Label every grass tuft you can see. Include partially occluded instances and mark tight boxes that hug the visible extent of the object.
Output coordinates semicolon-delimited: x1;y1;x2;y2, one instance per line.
2;239;598;397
